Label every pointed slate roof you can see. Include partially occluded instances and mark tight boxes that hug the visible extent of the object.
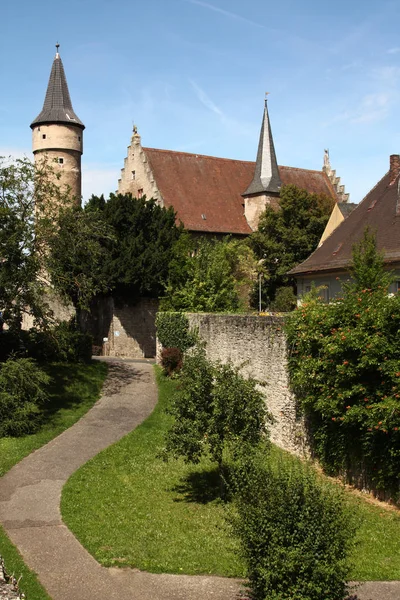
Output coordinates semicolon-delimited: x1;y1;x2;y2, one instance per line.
30;47;85;129
242;99;281;196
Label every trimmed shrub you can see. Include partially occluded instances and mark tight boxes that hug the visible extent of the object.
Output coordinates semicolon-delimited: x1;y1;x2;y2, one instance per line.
0;358;50;437
155;312;197;353
232;456;356;600
160;347;183;376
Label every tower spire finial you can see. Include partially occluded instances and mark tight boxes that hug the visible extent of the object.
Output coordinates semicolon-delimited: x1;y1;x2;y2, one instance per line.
55;42;60;57
265;91;270;107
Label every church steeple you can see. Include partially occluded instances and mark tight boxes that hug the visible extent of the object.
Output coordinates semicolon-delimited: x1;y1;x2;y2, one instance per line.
243;96;281;196
31;45;84;129
31;45;84;204
242;97;282;231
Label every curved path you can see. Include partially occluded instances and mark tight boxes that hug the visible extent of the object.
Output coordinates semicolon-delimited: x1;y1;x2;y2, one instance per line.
0;359;399;600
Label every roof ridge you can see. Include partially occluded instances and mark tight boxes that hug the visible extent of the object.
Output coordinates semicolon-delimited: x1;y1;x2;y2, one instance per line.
143;147;255;164
279;165;328;175
143;148;332;176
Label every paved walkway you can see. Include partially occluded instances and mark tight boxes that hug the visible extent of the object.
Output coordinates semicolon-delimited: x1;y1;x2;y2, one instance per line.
0;359;399;600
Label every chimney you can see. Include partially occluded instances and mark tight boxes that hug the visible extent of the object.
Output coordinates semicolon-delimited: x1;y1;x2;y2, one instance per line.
389;154;400;185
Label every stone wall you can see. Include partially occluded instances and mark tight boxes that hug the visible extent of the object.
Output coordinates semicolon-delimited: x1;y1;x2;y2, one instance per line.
81;297;158;359
181;313;309;457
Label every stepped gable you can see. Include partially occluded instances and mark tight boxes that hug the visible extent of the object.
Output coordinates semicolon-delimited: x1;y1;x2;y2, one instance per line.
143;148;340;235
290;157;400;276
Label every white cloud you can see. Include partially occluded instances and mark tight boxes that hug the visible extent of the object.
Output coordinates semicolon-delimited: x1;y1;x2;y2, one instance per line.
387;47;400;54
189;79;224;117
372;65;400;84
0;147;31;161
82;166;119;203
327;92;392;126
184;0;267;30
351;93;391;123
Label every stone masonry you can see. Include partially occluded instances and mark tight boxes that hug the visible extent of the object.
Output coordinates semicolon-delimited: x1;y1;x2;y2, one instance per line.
183;313;309;457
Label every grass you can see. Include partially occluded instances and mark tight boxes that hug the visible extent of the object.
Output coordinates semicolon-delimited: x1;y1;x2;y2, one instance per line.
0;525;52;600
0;361;108;476
62;366;400;581
0;359;108;599
62;368;244;576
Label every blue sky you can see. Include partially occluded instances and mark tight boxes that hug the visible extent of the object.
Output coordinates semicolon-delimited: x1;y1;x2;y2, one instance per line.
2;0;400;203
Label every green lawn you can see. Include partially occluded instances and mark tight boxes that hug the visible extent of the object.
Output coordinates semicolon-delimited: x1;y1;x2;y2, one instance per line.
62;367;400;581
0;359;108;599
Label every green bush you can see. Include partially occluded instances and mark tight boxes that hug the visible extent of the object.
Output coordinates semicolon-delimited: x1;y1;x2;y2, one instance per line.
0;358;50;437
27;321;93;363
155;312;197;352
232;456;356;600
285;231;400;494
0;330;29;362
270;286;297;312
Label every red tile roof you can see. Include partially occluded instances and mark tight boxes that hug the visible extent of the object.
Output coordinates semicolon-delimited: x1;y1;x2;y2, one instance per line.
290;170;400;275
144;148;339;235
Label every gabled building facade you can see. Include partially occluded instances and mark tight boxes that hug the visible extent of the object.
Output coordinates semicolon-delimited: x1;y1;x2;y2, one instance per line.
290;154;400;300
118;101;348;235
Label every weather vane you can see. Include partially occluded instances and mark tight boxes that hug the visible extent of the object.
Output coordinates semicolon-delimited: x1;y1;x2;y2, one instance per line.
265;91;270;106
56;42;60;53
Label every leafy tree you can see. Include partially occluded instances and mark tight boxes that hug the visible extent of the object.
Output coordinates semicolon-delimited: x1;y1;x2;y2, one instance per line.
0;156;70;331
85;193;183;300
250;184;334;307
47;206;113;310
285;230;400;494
163;344;270;492
161;237;257;312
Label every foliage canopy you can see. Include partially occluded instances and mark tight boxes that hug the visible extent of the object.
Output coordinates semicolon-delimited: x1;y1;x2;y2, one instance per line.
161;236;257;312
286;230;400;494
0;156;71;330
48;193;184;309
250;184;334;307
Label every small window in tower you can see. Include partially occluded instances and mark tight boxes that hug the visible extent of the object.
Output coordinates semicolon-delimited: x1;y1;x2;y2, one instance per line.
131;170;136;180
38;127;40;132
78;136;81;141
58;158;64;165
42;134;46;139
138;188;144;198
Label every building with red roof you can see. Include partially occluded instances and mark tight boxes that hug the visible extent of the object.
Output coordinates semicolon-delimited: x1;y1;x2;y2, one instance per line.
118;101;348;235
289;155;400;300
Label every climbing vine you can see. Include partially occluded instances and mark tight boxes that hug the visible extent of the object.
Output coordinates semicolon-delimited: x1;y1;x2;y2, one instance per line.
286;231;400;495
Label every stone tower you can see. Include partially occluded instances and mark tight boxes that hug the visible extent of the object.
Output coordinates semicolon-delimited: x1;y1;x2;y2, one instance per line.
30;44;85;204
242;97;282;230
